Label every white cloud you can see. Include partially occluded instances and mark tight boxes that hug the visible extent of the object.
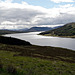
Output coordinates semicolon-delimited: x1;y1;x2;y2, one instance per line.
5;0;13;3
1;21;16;25
51;0;74;3
59;4;73;8
0;24;29;29
0;1;75;29
37;24;64;27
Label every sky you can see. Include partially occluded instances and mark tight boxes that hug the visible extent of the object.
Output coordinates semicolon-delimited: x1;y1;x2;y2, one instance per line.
0;0;75;29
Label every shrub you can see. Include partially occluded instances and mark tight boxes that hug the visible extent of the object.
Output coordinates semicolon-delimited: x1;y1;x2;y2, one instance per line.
6;65;17;75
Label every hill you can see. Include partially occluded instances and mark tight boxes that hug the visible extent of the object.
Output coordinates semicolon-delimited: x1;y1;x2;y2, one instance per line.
26;26;62;32
0;30;19;35
0;26;62;35
0;36;75;75
0;29;30;35
0;36;31;46
39;22;75;38
0;30;27;35
25;27;53;32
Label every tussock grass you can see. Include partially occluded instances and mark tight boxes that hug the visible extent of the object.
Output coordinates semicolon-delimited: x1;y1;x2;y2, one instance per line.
0;43;75;63
0;50;75;75
0;37;75;75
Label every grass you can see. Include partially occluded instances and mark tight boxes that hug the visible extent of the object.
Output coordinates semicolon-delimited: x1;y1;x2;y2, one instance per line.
0;50;75;75
0;43;75;63
0;43;75;75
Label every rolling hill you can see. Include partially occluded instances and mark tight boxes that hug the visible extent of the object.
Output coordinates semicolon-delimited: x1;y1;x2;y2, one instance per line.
0;30;19;35
25;27;53;32
25;26;62;32
0;29;29;35
40;22;75;38
0;26;62;35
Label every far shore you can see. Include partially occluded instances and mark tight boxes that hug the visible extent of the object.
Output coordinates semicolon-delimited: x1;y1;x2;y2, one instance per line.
39;34;75;38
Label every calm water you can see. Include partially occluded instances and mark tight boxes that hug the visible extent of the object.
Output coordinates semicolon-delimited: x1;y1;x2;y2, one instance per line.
4;32;75;51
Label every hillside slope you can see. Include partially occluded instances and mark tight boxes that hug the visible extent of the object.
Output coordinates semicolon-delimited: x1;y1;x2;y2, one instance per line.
0;36;31;46
0;36;75;75
40;22;75;37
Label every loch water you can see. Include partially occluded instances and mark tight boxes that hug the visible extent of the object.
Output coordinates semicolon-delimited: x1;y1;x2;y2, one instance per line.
4;32;75;51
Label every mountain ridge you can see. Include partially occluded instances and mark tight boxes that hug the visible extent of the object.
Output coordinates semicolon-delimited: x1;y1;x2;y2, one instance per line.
40;22;75;38
25;26;62;32
25;27;53;32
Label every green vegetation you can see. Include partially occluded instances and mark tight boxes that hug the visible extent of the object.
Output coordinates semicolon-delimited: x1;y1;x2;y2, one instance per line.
0;50;75;75
0;36;75;75
40;22;75;38
0;43;75;62
0;43;75;75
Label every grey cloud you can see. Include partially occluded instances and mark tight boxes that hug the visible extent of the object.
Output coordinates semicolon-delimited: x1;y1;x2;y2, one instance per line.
53;13;75;24
0;2;75;29
35;13;75;25
0;7;75;26
0;8;44;24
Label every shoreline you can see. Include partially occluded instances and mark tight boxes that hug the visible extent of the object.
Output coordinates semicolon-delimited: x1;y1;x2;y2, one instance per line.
39;34;75;38
3;32;75;50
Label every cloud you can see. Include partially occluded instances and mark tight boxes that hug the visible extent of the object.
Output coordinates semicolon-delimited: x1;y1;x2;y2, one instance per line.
0;1;75;29
51;0;74;3
59;4;73;8
5;0;13;3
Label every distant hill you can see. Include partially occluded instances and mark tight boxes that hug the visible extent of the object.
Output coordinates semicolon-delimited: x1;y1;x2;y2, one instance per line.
0;29;28;35
25;27;53;32
0;30;21;35
25;26;62;32
40;22;75;38
11;28;28;31
0;26;62;35
0;27;52;35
